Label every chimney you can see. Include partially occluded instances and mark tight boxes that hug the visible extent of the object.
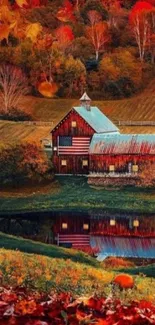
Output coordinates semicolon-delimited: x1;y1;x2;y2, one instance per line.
80;92;91;111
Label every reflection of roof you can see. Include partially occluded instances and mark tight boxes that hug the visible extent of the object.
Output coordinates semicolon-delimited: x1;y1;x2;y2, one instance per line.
80;92;91;101
74;106;119;134
89;134;155;154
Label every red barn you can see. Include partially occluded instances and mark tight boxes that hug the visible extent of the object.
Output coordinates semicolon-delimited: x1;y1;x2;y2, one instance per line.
89;133;155;174
51;93;119;174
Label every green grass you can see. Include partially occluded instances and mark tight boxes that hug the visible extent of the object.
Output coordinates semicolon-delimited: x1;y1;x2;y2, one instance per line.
0;231;99;267
120;264;155;278
0;176;155;214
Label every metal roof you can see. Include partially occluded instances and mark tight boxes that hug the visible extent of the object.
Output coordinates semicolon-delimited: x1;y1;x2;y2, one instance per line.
89;133;155;154
74;106;119;133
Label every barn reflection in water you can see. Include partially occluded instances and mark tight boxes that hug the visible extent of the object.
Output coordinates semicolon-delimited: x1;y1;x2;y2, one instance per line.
1;210;155;260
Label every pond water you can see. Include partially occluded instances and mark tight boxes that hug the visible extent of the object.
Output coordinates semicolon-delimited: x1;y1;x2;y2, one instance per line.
0;209;155;259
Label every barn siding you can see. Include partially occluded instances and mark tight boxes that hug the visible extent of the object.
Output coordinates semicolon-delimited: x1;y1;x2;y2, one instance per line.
52;109;94;174
90;154;155;173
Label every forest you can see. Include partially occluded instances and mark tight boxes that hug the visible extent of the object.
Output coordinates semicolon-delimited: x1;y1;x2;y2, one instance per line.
0;0;155;109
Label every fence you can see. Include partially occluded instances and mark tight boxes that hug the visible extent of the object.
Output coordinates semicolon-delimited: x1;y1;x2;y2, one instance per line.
116;121;155;126
15;121;54;126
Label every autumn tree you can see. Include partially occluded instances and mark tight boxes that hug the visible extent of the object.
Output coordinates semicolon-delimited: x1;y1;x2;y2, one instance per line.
147;8;155;63
0;143;53;185
138;161;155;187
54;25;74;53
99;48;142;97
86;10;110;60
129;1;153;62
63;55;86;96
0;65;29;113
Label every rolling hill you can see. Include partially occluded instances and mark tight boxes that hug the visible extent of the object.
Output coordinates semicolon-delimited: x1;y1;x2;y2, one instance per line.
0;79;155;145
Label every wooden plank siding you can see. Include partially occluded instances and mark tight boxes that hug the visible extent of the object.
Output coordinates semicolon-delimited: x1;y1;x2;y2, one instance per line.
89;154;155;173
52;109;95;174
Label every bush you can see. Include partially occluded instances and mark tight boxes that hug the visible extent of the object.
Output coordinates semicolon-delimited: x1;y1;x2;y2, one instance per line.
103;257;135;269
0;143;53;185
0;107;33;121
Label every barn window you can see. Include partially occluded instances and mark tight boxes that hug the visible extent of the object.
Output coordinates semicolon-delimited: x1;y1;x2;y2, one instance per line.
82;160;88;167
62;222;68;229
132;165;139;173
61;160;67;166
83;223;89;230
109;165;115;172
110;218;116;226
71;121;77;128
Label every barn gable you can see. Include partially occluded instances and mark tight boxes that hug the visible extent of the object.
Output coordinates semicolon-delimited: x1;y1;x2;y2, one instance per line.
74;106;119;134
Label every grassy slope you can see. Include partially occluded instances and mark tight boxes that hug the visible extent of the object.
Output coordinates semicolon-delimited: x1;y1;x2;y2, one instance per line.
0;80;155;145
0;231;99;267
121;264;155;277
0;177;154;214
24;79;155;123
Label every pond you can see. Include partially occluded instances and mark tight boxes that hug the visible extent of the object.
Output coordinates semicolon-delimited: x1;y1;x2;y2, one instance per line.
0;209;155;260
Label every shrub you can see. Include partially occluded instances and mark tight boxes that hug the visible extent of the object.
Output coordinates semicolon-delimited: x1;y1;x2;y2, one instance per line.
0;107;33;121
0;143;53;185
103;257;135;269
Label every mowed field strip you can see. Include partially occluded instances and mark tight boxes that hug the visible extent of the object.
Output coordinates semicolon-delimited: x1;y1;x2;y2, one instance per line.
0;79;155;145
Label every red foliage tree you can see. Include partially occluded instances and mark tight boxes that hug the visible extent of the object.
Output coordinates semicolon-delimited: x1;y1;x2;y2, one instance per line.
55;25;74;52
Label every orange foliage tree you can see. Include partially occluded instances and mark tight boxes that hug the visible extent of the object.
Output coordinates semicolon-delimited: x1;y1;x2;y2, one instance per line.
0;143;53;184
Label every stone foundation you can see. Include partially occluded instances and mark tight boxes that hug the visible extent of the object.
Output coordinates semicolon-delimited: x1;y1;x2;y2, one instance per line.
88;175;139;186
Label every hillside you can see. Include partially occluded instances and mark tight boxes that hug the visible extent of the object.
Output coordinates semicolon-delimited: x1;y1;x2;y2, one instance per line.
0;80;155;145
22;79;155;124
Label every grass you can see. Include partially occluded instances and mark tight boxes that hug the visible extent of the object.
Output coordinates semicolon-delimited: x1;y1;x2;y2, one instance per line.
0;176;154;214
0;231;99;267
21;79;155;124
0;247;155;301
121;264;155;278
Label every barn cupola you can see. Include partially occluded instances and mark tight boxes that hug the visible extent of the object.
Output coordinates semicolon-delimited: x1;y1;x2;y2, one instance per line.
80;92;91;111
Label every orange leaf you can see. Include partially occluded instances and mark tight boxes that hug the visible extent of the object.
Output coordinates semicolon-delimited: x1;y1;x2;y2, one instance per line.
26;23;42;42
15;0;28;7
15;300;37;315
0;24;10;42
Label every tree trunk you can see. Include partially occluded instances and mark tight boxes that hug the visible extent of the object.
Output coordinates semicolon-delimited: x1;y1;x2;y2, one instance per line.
95;50;99;61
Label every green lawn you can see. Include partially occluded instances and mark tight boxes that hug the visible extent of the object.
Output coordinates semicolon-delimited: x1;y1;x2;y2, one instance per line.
0;232;99;267
121;264;155;278
0;177;155;214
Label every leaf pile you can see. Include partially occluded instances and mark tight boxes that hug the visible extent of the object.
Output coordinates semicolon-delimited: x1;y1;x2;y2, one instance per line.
0;288;154;325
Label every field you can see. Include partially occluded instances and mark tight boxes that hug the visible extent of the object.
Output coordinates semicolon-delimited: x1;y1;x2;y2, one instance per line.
0;176;155;214
0;232;98;267
0;245;154;299
0;80;155;145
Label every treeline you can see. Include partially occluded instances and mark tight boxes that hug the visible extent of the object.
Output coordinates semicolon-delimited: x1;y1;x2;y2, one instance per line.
0;0;155;103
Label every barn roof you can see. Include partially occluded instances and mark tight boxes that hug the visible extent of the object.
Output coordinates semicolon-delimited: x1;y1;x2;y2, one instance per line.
74;106;119;133
89;134;155;155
